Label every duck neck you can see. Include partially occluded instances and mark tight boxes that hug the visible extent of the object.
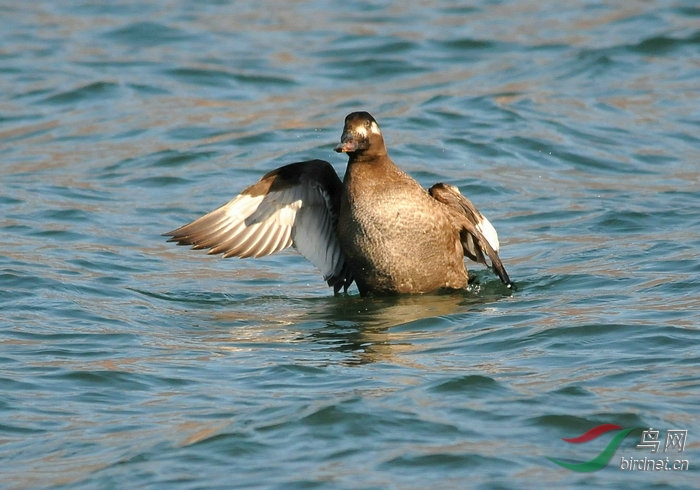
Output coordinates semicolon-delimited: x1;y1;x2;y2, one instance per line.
347;150;390;166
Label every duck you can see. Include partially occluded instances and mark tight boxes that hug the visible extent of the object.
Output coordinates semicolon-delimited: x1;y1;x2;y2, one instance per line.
165;111;512;296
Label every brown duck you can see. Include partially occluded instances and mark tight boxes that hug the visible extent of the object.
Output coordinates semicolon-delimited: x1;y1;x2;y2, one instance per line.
165;111;512;296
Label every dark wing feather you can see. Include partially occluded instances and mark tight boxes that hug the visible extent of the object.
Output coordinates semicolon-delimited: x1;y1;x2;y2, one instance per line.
429;183;512;288
165;160;352;293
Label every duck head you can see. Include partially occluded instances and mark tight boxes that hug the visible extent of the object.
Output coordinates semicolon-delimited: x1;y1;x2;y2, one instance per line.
334;111;386;157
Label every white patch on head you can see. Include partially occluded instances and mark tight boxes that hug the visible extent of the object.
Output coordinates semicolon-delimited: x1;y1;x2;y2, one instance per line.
354;125;368;137
370;121;381;135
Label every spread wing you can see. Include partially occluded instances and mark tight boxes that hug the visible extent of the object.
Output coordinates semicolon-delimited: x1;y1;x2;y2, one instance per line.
429;183;512;288
164;160;352;293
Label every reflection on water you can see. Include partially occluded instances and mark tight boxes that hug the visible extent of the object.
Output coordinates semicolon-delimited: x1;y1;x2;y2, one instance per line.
196;285;510;365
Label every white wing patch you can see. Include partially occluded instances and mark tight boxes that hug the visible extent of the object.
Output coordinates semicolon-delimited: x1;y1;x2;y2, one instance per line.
275;200;302;227
444;184;499;252
476;215;499;253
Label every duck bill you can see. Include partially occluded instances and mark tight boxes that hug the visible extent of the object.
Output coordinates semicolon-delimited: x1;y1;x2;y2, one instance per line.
334;140;359;153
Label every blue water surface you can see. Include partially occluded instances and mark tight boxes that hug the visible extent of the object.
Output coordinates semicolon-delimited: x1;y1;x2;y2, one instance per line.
1;1;699;488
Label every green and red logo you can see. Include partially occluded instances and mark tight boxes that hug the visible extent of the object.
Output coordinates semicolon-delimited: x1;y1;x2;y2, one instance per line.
547;424;636;472
548;424;689;472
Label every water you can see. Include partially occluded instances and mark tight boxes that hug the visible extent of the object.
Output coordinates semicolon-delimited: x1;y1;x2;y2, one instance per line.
1;1;699;488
